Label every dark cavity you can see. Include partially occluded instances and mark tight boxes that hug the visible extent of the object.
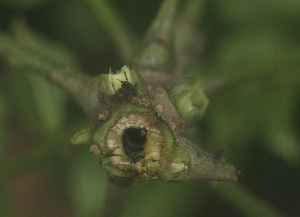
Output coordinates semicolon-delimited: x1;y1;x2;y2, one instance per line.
122;128;147;162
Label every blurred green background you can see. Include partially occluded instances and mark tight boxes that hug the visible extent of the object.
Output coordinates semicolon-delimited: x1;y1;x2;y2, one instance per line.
0;0;299;216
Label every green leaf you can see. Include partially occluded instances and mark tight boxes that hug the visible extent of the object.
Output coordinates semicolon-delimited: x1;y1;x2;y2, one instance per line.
28;73;67;133
8;69;67;134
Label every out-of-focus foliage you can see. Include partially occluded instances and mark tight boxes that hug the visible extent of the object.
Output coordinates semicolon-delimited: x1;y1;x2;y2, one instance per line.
0;0;299;217
0;95;6;155
0;0;50;10
68;150;106;217
8;71;67;134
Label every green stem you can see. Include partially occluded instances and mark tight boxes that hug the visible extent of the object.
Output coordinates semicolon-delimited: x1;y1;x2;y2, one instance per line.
211;182;285;217
86;0;138;61
175;0;205;70
178;137;239;181
135;0;181;71
144;0;181;43
102;181;134;217
178;0;204;26
0;32;99;118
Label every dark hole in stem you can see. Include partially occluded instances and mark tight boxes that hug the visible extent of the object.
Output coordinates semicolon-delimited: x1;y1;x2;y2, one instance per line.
122;128;147;162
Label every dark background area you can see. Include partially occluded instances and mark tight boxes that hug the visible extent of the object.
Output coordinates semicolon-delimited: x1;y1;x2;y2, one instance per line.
0;0;299;216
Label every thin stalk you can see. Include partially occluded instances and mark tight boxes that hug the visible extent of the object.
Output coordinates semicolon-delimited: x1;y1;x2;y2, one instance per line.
0;32;99;118
175;0;205;71
102;181;135;217
135;0;181;71
85;0;138;61
144;0;181;43
178;0;204;28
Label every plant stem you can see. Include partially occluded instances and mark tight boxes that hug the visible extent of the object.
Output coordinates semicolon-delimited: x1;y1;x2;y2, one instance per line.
178;137;239;181
144;0;181;43
102;181;134;217
174;0;205;71
86;0;138;61
134;0;181;71
0;32;99;118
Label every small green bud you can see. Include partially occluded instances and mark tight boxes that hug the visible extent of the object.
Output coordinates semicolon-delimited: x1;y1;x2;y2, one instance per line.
167;79;209;124
70;125;95;145
97;66;148;115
